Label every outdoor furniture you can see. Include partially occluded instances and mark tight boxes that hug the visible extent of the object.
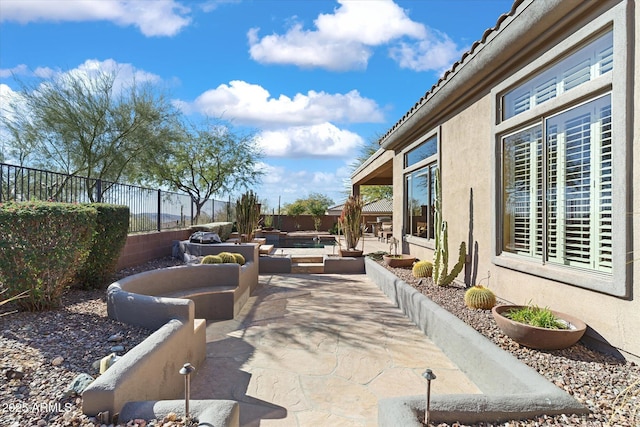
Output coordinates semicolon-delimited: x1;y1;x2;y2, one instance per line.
378;222;393;242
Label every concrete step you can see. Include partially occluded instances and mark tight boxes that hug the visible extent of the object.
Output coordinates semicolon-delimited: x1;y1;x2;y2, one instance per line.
291;255;324;264
291;262;324;274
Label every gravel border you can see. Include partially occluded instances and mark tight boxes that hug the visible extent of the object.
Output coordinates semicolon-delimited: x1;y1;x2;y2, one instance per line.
1;256;638;426
375;260;639;427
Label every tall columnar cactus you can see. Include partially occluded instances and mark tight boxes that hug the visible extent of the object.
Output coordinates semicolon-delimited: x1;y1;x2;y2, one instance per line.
433;169;467;286
236;190;260;243
338;195;364;250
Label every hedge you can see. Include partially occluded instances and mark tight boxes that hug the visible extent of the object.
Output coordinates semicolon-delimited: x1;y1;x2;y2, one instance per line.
0;201;96;311
74;204;129;290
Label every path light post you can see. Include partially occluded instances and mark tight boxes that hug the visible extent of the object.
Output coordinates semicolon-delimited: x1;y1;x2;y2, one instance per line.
179;362;196;419
422;368;437;425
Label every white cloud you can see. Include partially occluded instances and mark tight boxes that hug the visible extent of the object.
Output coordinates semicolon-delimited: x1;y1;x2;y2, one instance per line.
248;0;425;71
182;80;384;127
314;0;425;45
70;59;162;87
200;0;240;13
257;123;363;158
0;0;191;37
389;29;466;73
252;161;349;208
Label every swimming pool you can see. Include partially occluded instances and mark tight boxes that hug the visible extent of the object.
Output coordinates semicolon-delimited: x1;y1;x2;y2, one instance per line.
272;237;337;248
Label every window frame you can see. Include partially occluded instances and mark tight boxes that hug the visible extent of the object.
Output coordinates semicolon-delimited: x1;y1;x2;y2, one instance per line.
490;7;630;298
402;130;440;247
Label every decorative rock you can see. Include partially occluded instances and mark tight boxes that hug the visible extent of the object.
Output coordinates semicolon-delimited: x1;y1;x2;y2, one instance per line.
52;356;64;366
107;333;123;342
64;373;95;397
110;345;125;353
4;368;24;380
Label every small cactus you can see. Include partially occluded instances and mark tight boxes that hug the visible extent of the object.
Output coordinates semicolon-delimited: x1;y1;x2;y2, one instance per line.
201;255;223;264
232;253;246;265
218;252;237;263
412;260;433;278
464;285;496;310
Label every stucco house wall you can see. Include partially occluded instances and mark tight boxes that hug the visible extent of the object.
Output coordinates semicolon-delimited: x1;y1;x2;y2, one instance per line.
362;0;639;360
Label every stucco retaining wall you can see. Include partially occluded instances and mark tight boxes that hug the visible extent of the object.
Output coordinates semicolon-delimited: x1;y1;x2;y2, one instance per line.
364;258;587;425
82;318;206;417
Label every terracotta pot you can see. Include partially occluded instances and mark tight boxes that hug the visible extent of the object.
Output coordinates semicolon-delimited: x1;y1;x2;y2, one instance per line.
492;305;587;350
382;254;416;268
339;249;363;257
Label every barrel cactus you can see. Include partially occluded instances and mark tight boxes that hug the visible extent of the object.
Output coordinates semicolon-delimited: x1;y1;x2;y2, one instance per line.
464;285;496;310
232;253;246;265
218;252;238;263
412;260;433;278
201;255;223;264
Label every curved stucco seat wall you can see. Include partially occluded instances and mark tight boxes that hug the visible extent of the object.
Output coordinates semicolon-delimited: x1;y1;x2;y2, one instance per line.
107;243;260;330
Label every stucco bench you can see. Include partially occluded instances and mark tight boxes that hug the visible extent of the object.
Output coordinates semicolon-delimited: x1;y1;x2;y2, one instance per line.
161;285;237;320
108;243;260;330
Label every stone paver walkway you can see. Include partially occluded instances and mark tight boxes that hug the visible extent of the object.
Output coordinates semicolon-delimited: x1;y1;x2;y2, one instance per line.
191;273;480;426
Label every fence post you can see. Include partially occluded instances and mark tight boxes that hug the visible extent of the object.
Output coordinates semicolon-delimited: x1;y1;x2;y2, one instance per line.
96;179;102;203
212;199;215;222
190;198;194;226
157;189;161;232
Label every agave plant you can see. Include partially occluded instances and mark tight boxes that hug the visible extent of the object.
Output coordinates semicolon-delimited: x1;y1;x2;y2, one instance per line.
338;195;364;250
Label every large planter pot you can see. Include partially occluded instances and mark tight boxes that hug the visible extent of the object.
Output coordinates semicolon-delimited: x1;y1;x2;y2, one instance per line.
492;305;587;350
339;248;363;257
382;254;416;268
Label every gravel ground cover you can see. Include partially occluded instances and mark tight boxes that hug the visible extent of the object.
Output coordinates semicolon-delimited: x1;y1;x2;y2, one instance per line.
377;262;639;427
1;256;638;426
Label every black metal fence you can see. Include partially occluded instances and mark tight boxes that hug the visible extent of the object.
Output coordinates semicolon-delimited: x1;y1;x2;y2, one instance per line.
0;163;232;233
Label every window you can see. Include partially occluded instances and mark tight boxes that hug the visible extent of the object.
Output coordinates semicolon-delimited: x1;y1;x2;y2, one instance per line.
404;135;437;240
502;31;612;120
494;17;628;296
502;95;612;272
405;136;437;168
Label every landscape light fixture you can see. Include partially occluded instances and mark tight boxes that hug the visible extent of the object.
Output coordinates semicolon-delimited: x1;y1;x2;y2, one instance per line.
422;368;437;425
179;362;196;419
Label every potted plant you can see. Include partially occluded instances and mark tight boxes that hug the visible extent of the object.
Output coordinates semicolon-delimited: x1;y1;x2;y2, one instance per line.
337;195;364;257
383;237;416;268
492;303;587;350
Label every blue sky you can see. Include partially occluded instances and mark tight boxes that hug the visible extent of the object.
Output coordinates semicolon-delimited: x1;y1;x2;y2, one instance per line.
0;0;513;210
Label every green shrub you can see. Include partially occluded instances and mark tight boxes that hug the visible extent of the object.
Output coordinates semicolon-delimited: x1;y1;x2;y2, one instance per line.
0;201;96;311
74;204;129;289
201;255;223;264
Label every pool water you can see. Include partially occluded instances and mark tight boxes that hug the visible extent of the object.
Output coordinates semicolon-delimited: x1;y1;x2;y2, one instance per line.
273;238;337;248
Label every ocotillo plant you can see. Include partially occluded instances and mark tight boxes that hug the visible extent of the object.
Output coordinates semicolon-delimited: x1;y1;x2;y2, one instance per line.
433;169;466;286
236;190;260;242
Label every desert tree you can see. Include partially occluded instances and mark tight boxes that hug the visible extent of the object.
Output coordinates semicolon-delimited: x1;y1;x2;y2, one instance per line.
1;69;180;201
140;120;264;223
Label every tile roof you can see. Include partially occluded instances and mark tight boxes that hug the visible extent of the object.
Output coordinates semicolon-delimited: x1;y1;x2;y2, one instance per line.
377;0;523;147
327;198;393;215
